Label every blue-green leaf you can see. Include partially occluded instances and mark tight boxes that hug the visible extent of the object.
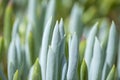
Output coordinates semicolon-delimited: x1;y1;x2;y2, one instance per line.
102;22;118;80
67;33;79;80
69;3;83;40
84;22;98;70
39;17;52;80
89;37;104;80
46;46;56;80
8;41;17;80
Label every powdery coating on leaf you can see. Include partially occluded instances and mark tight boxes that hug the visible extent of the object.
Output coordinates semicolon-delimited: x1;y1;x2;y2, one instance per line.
69;3;83;40
39;17;52;80
46;46;56;80
67;33;79;80
102;21;118;80
89;37;104;80
84;22;98;70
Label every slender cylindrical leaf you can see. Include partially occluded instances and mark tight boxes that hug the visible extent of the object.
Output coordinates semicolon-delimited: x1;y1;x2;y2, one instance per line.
80;59;88;80
79;40;86;64
12;18;21;40
117;34;120;79
69;3;83;40
8;40;17;80
4;1;13;51
89;37;104;80
58;18;66;80
51;21;60;50
67;33;79;80
28;32;35;64
24;24;32;69
50;21;61;80
46;46;56;80
84;23;98;70
0;37;4;62
32;58;42;80
106;65;116;80
44;0;56;27
13;70;20;80
28;58;42;80
61;56;67;80
39;17;52;80
102;22;118;80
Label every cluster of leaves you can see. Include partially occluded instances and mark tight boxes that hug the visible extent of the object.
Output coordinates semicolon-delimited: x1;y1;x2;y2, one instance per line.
0;0;120;80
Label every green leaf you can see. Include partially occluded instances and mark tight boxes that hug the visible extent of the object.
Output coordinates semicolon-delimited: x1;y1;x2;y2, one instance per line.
28;32;35;64
106;65;116;80
0;68;7;80
0;37;4;62
82;6;96;23
3;1;13;51
29;58;42;80
79;40;86;65
13;70;20;80
32;58;42;80
18;18;27;45
80;59;88;80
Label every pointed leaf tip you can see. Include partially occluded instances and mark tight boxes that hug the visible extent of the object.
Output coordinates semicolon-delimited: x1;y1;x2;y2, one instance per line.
13;70;19;80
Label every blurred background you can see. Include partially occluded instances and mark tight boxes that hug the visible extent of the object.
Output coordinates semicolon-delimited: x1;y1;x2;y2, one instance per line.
0;0;120;79
0;0;120;35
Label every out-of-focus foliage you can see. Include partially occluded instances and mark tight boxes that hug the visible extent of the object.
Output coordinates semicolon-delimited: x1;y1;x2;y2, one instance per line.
0;0;120;80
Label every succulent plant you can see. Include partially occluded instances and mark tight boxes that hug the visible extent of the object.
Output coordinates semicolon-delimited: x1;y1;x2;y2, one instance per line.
0;0;120;80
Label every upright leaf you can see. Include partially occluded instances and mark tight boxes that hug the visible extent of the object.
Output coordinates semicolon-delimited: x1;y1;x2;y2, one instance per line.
106;65;116;80
102;22;118;80
12;17;21;40
69;3;83;40
4;1;13;51
89;37;104;80
39;17;52;80
117;34;120;79
67;33;79;80
0;37;4;62
13;70;20;80
46;46;56;80
28;58;42;80
84;23;98;70
61;56;67;80
80;59;88;80
8;40;17;80
44;0;56;27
